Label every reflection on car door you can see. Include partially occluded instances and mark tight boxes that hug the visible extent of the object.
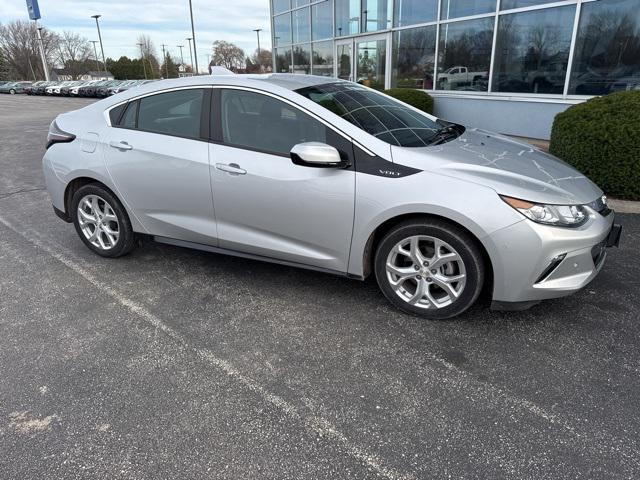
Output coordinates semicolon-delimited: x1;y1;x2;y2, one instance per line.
104;88;217;244
209;88;355;272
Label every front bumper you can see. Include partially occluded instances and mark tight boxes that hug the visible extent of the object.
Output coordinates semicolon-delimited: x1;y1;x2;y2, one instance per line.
486;209;619;304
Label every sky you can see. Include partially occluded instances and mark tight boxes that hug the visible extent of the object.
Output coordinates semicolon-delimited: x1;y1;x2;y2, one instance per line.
0;0;272;71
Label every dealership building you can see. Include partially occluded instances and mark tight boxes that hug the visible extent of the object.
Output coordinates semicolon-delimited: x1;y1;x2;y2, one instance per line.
269;0;639;139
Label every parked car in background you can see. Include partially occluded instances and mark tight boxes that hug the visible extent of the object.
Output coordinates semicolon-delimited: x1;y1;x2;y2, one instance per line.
42;74;621;319
71;80;100;96
96;80;123;98
0;81;32;94
59;81;84;96
78;80;111;97
24;81;46;94
33;81;55;95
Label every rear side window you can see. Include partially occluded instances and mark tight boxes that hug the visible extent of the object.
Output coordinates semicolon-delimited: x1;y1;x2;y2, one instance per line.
120;101;138;128
137;89;204;139
109;103;126;125
220;89;326;156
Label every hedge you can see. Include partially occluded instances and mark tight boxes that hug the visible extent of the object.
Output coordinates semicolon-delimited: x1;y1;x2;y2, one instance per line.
549;91;640;200
383;88;434;115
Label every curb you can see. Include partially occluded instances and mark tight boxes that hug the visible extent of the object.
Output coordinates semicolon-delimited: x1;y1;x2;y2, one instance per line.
609;198;640;214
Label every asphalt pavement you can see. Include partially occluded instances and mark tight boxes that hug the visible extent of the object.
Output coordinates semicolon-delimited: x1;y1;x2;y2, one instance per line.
1;95;639;479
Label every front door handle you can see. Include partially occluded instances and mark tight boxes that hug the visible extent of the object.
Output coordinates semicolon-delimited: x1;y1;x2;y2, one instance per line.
109;141;133;150
215;163;246;175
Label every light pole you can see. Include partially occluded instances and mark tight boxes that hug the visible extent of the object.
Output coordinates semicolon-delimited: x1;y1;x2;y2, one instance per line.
161;44;169;78
253;28;262;71
177;45;185;67
35;24;50;81
187;0;199;74
186;37;194;74
137;42;148;80
91;15;106;74
90;40;100;73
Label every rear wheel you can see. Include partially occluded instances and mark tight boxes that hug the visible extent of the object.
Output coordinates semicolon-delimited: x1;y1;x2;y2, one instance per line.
9;89;15;94
374;219;485;319
71;184;136;258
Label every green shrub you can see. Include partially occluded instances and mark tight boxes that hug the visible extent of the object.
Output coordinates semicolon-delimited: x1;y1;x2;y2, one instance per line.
549;91;640;200
383;88;434;114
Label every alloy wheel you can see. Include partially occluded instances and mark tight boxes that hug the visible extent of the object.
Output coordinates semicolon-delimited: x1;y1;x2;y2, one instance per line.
385;235;466;309
77;194;120;250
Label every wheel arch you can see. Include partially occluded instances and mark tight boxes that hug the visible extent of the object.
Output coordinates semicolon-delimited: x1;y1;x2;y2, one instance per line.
359;212;494;298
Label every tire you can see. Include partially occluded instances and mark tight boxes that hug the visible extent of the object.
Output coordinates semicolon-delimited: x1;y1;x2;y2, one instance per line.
71;183;136;258
10;89;15;94
374;219;485;320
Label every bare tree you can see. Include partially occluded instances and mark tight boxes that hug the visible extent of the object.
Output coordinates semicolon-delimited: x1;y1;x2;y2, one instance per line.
57;31;93;79
136;34;160;77
211;40;245;71
0;20;59;80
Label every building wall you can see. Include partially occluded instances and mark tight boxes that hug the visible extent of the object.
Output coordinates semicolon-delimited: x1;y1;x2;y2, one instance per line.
270;0;640;140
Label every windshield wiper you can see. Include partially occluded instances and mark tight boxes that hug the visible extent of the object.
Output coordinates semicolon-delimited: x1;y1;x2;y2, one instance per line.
425;124;461;146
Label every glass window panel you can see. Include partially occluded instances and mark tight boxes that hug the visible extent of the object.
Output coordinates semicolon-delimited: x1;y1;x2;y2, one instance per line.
312;41;334;76
272;0;290;14
312;0;333;40
440;0;496;20
392;25;437;89
362;0;391;32
292;44;311;73
569;0;640;95
335;0;360;36
275;47;292;72
292;7;311;43
356;39;386;90
436;17;493;91
221;89;326;156
394;0;438;27
274;13;292;46
138;90;203;139
292;0;309;7
501;0;559;10
492;6;575;94
337;43;353;80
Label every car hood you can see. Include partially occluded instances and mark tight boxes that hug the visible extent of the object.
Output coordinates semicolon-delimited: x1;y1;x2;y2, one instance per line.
392;128;602;205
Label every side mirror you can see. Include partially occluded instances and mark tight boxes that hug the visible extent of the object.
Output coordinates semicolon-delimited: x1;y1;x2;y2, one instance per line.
290;142;349;168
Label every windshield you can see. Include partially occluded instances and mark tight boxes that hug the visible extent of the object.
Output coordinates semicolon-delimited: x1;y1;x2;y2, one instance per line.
295;82;444;147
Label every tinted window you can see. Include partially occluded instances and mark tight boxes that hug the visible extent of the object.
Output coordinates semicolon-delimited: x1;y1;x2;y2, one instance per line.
492;6;575;94
275;47;292;73
394;0;437;27
120;101;138;128
109;103;126;125
137;89;203;138
297;82;441;147
293;44;311;74
312;41;334;76
437;17;494;91
569;0;640;95
221;89;326;155
392;26;437;89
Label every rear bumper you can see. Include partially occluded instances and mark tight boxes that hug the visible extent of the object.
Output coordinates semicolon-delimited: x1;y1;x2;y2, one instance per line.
486;210;618;304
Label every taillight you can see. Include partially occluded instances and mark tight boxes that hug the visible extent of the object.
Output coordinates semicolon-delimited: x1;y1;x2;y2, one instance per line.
46;120;76;149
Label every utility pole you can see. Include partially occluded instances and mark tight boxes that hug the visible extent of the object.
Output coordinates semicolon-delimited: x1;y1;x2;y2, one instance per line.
187;0;199;74
137;42;148;80
90;41;100;73
161;44;169;78
91;15;106;74
35;22;50;81
186;37;194;74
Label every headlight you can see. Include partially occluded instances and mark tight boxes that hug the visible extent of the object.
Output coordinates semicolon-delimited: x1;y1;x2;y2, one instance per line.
501;195;588;227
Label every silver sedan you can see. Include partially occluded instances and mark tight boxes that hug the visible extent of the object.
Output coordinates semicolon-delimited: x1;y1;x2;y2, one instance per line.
42;74;621;319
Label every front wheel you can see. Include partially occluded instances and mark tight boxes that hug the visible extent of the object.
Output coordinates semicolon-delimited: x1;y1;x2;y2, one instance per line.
71;184;137;258
9;89;15;94
374;219;485;319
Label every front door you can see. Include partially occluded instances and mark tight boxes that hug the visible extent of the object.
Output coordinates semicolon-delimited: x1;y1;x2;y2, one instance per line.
335;34;390;90
209;88;355;272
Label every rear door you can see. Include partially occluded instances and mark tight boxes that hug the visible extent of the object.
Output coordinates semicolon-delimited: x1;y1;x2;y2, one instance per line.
208;87;355;272
103;87;217;244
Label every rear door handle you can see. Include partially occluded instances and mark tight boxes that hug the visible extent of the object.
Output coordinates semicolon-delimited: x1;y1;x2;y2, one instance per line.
215;163;246;175
109;141;133;150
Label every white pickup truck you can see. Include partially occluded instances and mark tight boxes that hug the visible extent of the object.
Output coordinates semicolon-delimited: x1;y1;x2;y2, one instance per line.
438;66;488;89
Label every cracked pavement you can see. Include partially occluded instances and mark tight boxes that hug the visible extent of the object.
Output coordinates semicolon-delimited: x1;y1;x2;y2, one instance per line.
1;95;639;479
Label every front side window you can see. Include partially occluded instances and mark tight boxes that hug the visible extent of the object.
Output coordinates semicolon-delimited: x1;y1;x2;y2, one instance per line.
492;5;576;94
137;89;204;138
296;82;441;147
220;89;326;155
569;0;640;95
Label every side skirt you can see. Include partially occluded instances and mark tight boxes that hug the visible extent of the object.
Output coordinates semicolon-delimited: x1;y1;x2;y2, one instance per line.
152;235;364;280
